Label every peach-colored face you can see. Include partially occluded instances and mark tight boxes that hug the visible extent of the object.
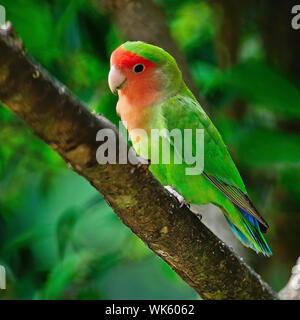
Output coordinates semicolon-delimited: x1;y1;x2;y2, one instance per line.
109;46;162;108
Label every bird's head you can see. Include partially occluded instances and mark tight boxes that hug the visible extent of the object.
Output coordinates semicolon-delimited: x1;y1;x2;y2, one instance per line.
108;41;182;107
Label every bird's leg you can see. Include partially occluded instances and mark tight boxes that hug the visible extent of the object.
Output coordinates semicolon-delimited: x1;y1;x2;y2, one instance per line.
164;185;190;209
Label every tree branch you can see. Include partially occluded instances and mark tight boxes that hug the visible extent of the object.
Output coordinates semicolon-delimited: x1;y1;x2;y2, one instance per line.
0;23;278;300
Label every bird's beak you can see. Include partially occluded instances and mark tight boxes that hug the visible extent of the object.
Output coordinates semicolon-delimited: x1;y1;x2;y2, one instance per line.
108;66;127;95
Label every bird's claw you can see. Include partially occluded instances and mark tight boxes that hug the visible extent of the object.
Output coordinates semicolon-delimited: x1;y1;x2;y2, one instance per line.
194;212;202;221
164;185;190;209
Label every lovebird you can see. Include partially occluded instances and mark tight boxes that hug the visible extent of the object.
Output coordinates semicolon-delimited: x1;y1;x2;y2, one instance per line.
108;41;272;256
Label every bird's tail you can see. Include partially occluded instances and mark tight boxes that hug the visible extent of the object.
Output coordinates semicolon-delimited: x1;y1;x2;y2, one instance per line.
224;207;272;257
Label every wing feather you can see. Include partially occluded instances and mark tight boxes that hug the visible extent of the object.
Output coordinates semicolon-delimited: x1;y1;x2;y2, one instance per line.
203;173;269;231
162;93;269;232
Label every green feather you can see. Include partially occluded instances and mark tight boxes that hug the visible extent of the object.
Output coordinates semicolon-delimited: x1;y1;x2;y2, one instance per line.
124;41;272;256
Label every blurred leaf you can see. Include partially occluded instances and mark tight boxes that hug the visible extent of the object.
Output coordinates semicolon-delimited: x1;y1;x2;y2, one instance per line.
2;225;49;257
54;0;85;42
0;104;15;123
106;25;123;56
280;168;300;200
2;0;60;65
122;236;152;261
62;51;108;94
239;35;265;61
95;92;120;126
56;208;81;258
43;250;120;299
43;250;95;299
159;260;178;281
225;60;300;120
170;1;215;50
191;61;223;95
235;128;300;168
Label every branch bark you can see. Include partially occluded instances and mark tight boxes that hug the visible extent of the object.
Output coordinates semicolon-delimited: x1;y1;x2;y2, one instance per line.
0;23;278;300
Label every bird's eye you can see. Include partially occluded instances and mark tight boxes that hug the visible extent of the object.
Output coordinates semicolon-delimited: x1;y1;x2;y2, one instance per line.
133;64;145;73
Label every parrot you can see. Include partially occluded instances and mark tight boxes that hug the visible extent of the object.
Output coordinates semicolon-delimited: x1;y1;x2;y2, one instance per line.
108;41;272;256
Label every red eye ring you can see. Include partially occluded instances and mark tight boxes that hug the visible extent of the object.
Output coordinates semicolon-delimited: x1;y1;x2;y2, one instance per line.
133;64;145;73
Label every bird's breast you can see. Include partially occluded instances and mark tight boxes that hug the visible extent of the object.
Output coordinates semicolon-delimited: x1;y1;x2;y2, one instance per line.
116;96;166;158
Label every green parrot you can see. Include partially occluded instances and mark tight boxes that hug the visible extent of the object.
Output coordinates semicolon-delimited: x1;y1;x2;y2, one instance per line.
108;41;271;256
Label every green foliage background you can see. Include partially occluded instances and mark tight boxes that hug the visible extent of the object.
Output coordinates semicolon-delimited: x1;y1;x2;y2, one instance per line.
0;0;299;299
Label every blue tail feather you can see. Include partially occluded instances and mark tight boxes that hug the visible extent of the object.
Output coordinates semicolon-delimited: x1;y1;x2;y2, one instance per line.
224;216;258;252
226;206;272;257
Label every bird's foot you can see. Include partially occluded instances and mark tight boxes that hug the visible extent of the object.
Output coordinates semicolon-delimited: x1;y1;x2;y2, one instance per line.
188;204;203;221
193;212;202;221
164;185;190;209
